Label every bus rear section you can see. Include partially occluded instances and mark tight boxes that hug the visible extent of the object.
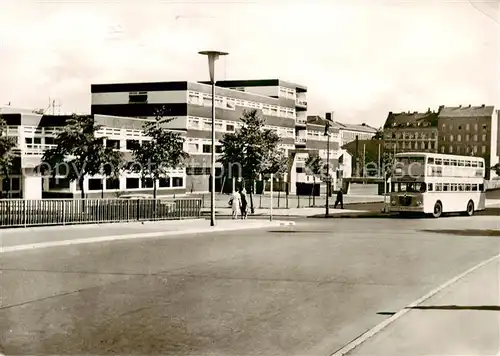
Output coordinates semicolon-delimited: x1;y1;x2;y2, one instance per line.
387;153;486;218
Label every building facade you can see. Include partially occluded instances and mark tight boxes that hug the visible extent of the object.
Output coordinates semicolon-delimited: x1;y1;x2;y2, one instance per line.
324;112;378;145
437;105;498;180
382;109;439;154
90;79;308;193
382;105;499;183
0;111;186;199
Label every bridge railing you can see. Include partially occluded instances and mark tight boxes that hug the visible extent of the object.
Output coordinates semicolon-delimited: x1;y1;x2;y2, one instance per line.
0;198;202;228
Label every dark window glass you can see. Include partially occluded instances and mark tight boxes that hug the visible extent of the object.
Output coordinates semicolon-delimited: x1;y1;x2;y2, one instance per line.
126;178;140;189
88;178;102;191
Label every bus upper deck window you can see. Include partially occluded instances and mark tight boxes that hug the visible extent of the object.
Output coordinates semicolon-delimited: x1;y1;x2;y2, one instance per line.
479;161;484;167
472;161;478;167
451;160;457;166
435;159;442;165
428;157;434;164
443;160;450;166
479;183;484;191
465;161;471;167
427;183;433;191
459;160;465;166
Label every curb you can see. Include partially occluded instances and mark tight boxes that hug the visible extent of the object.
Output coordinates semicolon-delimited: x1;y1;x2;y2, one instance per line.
1;220;295;254
307;212;391;219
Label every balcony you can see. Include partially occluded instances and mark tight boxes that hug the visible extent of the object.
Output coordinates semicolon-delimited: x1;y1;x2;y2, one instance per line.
23;144;57;155
295;99;307;108
296;118;307;126
295;137;307;145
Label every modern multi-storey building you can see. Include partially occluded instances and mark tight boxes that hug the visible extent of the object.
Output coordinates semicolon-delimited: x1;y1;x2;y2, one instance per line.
382;109;440;153
90;79;308;193
325;112;378;146
0;109;186;199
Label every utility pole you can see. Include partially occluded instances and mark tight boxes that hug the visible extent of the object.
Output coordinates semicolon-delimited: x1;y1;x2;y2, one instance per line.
355;135;359;177
325;121;331;218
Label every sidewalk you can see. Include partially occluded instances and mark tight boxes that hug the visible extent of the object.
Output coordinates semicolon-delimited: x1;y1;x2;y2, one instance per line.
337;255;500;355
202;207;372;218
0;219;295;253
200;193;384;210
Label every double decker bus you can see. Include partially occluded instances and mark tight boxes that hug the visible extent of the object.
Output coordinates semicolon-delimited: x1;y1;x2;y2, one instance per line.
388;152;486;218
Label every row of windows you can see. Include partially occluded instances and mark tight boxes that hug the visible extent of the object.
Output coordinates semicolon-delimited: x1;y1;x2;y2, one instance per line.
391;182;484;192
386;131;437;140
427;157;484;167
20;126;148;141
443;133;487;142
430;183;484;192
186;142;223;154
187;116;295;138
187;91;297;119
440;145;486;154
49;176;184;191
390;122;432;128
441;123;488;131
386;142;437;150
279;87;296;99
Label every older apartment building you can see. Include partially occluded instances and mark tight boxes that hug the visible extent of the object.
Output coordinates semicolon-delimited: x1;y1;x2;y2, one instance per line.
382;105;499;181
438;105;498;180
90;79;308;193
383;109;440;153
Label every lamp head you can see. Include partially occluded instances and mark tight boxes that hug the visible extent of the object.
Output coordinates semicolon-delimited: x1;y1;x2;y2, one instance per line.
199;50;229;83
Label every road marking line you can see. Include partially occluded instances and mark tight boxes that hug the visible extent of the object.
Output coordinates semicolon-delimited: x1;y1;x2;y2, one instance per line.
0;221;295;254
330;252;500;356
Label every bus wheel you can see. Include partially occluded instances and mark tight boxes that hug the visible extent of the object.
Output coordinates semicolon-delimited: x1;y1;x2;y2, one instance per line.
432;201;442;218
465;200;474;216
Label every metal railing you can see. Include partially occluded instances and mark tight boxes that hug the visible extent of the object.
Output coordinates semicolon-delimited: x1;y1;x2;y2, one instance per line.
0;198;202;228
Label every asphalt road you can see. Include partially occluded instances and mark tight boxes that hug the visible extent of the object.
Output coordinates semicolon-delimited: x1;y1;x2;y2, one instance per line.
1;216;500;355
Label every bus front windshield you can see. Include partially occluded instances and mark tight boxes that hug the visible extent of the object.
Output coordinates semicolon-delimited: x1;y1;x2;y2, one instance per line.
392;182;426;193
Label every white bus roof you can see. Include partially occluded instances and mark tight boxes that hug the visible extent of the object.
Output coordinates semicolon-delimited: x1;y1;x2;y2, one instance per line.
394;152;484;162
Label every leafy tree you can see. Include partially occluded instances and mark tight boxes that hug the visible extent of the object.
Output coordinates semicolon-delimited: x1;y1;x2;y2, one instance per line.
0;116;18;198
261;148;289;203
129;109;189;198
41;114;124;199
492;163;500;176
372;127;384;140
219;109;282;214
305;153;323;205
382;151;395;179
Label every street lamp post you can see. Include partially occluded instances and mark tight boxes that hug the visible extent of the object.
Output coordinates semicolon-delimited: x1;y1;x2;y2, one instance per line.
324;120;331;217
199;50;228;227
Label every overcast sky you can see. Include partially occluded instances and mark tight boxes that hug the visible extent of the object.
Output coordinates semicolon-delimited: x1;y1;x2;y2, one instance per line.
1;0;498;127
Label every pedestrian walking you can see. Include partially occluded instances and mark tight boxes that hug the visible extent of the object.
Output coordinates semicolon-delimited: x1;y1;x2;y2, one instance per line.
334;188;344;209
230;190;241;219
240;189;248;219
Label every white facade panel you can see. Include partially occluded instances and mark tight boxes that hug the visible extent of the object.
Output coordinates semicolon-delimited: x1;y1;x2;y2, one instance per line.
92;91;188;105
243;86;278;97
